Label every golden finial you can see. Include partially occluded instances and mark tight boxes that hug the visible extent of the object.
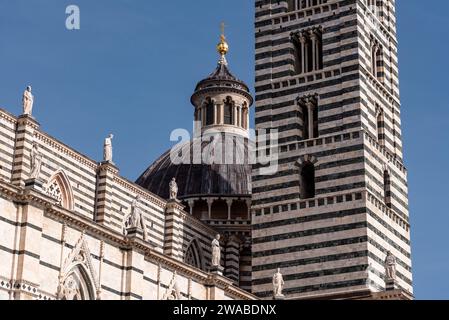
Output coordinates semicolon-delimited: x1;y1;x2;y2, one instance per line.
217;22;229;56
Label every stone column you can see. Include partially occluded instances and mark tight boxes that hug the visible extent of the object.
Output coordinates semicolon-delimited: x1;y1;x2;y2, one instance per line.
187;199;195;215
207;198;214;220
299;34;307;74
11;115;40;187
202;106;206;127
310;30;317;71
233;106;238;126
226;199;233;220
95;162;119;226
239;108;243;128
214;104;218;125
306;100;315;139
218;104;224;125
246;199;252;220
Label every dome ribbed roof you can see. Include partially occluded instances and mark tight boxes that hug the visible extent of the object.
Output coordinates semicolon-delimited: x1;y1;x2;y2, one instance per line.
195;62;249;91
136;134;252;200
191;60;253;105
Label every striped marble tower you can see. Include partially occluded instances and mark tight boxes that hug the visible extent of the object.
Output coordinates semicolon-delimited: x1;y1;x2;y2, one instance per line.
252;0;413;299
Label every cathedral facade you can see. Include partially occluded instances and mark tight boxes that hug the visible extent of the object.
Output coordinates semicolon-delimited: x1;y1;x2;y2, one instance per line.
0;0;413;301
0;108;255;300
0;32;255;300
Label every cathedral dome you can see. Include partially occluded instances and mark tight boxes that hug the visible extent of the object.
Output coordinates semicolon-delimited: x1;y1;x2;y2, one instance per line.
137;31;253;210
136;133;252;200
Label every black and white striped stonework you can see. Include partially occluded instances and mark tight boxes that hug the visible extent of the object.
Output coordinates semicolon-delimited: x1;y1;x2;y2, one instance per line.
252;0;412;299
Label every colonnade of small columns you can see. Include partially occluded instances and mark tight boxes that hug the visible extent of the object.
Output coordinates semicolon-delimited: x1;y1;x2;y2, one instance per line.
288;0;328;11
292;27;323;74
195;98;249;130
184;197;252;221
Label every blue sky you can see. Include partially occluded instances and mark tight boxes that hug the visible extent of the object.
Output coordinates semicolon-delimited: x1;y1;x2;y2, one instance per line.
0;0;447;299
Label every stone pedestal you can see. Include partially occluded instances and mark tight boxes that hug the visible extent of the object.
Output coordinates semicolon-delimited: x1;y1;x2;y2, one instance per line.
24;178;45;192
95;161;119;226
385;279;397;291
274;294;285;300
163;199;186;261
210;266;224;276
11;115;40;187
126;227;144;239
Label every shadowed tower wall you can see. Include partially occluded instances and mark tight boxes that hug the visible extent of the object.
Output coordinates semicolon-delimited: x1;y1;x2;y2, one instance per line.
252;0;412;299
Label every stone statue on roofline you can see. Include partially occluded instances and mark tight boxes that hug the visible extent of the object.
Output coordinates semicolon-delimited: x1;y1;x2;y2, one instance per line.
22;85;34;116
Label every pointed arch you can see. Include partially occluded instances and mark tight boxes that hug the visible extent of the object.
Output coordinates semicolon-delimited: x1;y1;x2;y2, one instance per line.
60;265;96;300
184;238;204;270
58;233;100;300
45;169;75;211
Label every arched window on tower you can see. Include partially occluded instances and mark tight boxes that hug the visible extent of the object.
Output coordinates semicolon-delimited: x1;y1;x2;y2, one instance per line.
291;27;323;75
300;162;316;199
298;95;319;140
371;37;384;82
384;170;392;208
205;98;215;125
224;97;234;125
376;105;385;147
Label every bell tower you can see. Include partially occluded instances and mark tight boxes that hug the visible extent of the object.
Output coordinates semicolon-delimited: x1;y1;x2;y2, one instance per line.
252;0;413;300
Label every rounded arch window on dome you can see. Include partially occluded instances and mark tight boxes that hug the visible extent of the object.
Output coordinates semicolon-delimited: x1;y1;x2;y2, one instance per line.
205;97;215;126
223;96;235;125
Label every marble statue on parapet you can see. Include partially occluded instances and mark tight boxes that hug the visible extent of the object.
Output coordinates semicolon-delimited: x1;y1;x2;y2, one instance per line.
211;234;221;267
30;141;43;179
385;251;397;281
273;268;285;299
103;134;114;163
169;177;178;200
22;85;34;116
125;196;144;230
